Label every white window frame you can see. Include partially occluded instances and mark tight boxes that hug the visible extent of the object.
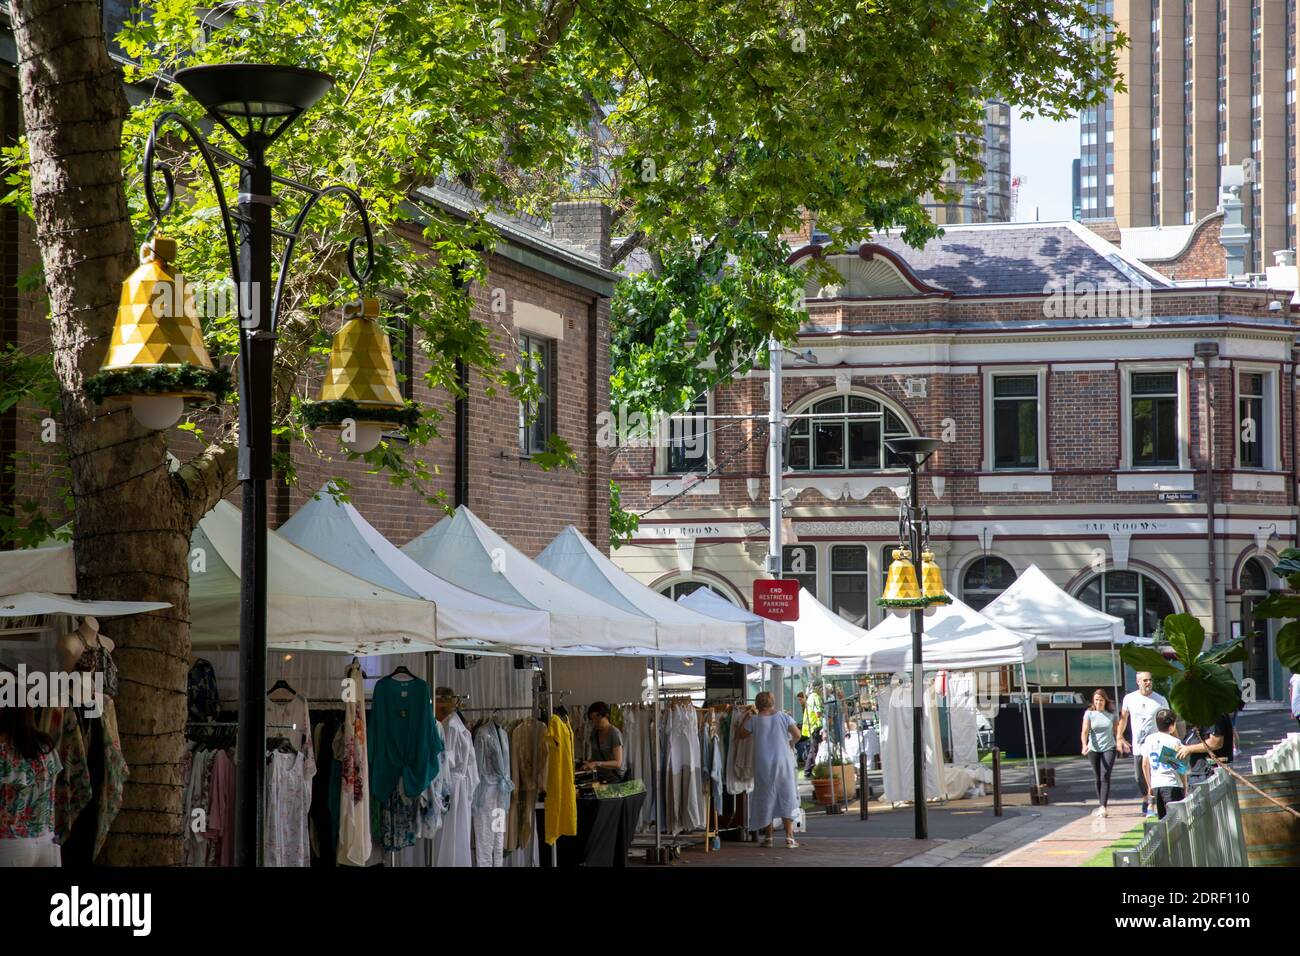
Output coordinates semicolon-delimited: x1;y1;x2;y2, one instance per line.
828;543;870;627
783;389;912;475
518;332;555;458
656;576;745;607
655;389;715;476
1234;364;1279;471
1121;364;1191;471
982;367;1048;471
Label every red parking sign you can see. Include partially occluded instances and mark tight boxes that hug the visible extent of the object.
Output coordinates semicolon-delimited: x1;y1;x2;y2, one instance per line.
754;579;800;621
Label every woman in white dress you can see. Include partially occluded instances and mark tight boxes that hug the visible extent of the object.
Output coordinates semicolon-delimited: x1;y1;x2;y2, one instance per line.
735;692;801;848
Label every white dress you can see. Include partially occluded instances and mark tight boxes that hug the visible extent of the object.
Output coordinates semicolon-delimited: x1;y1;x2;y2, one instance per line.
434;713;479;867
747;712;799;829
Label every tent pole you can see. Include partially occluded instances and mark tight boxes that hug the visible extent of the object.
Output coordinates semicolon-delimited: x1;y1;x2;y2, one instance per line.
1109;637;1120;719
1020;664;1040;794
652;655;662;864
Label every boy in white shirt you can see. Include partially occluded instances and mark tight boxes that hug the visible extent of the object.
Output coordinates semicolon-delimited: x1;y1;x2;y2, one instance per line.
1142;708;1187;820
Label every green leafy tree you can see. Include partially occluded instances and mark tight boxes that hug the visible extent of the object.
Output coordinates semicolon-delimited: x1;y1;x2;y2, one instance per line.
7;0;1121;863
1120;614;1246;727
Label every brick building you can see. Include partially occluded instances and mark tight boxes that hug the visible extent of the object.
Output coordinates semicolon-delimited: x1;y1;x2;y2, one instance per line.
612;220;1300;703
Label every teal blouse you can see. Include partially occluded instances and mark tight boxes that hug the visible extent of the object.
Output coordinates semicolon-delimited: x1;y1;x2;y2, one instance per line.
368;676;444;800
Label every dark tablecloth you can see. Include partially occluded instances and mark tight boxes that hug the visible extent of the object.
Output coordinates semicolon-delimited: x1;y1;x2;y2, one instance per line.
540;791;647;867
995;703;1086;758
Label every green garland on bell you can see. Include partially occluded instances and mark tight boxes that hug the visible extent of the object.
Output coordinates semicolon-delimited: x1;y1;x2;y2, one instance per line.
925;594;953;606
875;596;934;609
300;398;421;431
84;364;231;405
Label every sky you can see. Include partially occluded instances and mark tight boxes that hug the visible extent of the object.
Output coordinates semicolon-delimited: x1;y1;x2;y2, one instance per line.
1009;107;1080;223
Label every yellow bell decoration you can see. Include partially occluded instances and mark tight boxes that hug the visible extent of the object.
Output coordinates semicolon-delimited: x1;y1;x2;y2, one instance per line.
921;550;951;605
101;235;216;382
318;297;404;410
877;548;927;609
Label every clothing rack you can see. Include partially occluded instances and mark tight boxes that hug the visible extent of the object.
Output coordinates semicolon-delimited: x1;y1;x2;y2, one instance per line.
457;705;535;714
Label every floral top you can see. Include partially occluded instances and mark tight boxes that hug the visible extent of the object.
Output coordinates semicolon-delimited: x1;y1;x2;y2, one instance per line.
0;738;64;839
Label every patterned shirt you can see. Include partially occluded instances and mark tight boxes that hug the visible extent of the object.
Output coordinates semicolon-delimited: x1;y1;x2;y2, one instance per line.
0;738;64;839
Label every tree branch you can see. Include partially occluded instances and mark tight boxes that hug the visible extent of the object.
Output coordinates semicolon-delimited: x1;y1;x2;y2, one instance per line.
173;433;239;523
610;229;644;268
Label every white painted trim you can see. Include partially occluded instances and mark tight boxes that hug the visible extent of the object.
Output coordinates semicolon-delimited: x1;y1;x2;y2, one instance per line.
654;389;715;475
1233;363;1280;471
785;475;909;501
982;366;1048;471
512;300;565;340
1116;471;1196;491
1119;363;1191;471
979;474;1053;493
1231;473;1286;492
649;477;720;497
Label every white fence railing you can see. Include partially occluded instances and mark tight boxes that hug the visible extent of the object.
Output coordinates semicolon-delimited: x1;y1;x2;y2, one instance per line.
1251;733;1300;775
1114;766;1249;868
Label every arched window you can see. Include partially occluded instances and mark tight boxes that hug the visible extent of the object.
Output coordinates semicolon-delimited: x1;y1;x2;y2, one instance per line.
962;557;1016;610
1240;557;1270;593
786;394;911;472
1076;570;1176;639
658;579;736;604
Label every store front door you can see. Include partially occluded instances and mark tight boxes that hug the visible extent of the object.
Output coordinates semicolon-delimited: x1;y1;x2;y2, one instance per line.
1240;595;1276;701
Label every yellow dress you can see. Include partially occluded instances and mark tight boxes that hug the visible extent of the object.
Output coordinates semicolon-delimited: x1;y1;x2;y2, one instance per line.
544;714;577;844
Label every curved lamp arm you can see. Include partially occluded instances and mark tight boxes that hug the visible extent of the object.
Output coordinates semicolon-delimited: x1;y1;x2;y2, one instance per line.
143;111;244;289
143;111;377;335
270;183;375;332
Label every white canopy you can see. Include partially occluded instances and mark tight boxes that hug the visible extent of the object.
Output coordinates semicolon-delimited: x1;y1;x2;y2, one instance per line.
0;540;76;595
822;595;1038;674
190;500;437;654
277;487;552;652
789;588;874;660
536;525;748;656
675;587;798;661
401;507;657;654
981;564;1132;646
0;592;171;619
0;541;170;618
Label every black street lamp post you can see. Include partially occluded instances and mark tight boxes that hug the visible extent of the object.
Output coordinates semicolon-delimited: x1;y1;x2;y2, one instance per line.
884;436;943;840
143;64;376;866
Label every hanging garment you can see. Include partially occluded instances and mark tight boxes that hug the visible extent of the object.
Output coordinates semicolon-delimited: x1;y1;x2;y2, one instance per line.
471;718;513;867
418;720;451;840
368;676;443;805
35;707;90;844
183;747;212;867
702;722;723;811
206;748;235;867
0;735;63;840
336;661;371;866
94;699;128;860
433;712;478;867
543;714;576;845
726;703;755;795
506;718;546;853
664;701;703;834
265;750;314;866
266;692;314;757
380;785;422;854
187;658;221;723
746;711;800;830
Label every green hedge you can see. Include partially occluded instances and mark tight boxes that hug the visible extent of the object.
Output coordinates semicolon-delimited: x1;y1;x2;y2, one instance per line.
84;364;231;404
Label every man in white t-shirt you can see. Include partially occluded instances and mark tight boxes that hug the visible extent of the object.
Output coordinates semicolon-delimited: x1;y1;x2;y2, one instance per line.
1290;672;1300;729
1117;672;1170;816
1141;708;1187;819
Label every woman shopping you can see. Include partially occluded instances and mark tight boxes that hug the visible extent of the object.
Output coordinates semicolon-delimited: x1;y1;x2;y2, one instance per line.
1080;688;1118;817
0;694;63;866
735;692;801;848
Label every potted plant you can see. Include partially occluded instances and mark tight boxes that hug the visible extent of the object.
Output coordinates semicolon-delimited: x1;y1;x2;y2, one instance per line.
811;754;857;804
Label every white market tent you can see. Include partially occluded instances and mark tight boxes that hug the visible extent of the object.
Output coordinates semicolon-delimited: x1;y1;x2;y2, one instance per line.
190;500;437;654
402;507;657;654
0;542;170;619
788;587;874;661
981;564;1130;646
981;563;1132;707
822;594;1043;788
277;487;552;652
676;586;797;661
821;595;1038;675
535;525;750;658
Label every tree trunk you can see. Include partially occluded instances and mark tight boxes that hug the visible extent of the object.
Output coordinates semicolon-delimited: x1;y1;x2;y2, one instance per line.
10;0;213;865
